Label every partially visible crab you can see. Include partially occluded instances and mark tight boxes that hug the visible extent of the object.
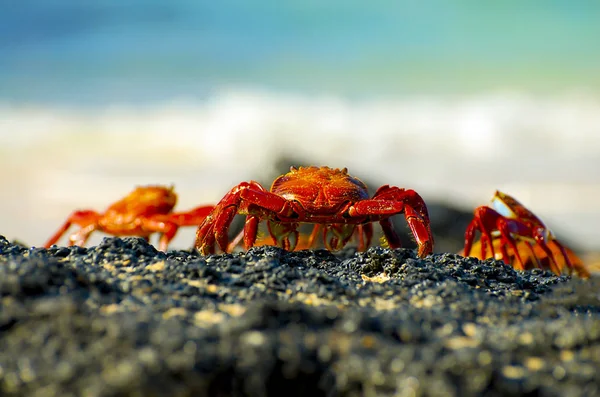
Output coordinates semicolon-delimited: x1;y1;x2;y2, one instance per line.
195;166;434;256
44;185;214;251
462;237;589;278
461;190;590;278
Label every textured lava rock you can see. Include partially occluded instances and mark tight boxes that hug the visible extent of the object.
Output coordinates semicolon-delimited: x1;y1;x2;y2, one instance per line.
1;235;599;397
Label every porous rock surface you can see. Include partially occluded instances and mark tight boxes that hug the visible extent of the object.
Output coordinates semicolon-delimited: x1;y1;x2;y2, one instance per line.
1;235;599;397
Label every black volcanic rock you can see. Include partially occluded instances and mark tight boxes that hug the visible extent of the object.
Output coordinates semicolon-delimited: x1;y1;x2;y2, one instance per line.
1;235;599;397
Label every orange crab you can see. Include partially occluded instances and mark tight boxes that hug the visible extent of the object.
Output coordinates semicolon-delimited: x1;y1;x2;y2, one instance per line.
195;166;434;256
44;185;214;251
461;190;590;278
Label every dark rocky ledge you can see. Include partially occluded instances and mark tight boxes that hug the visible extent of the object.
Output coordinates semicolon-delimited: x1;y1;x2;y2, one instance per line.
1;235;599;397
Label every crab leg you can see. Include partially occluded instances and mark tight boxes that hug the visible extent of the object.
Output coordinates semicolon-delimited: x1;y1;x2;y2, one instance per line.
464;207;499;260
113;204;212;252
528;234;563;276
267;220;300;250
226;229;245;252
351;200;432;256
371;187;433;255
465;206;534;269
242;215;260;250
550;240;590;278
240;189;289;214
196;222;217;254
523;241;543;270
133;219;179;252
68;223;97;247
495;218;530;271
355;223;373;251
166;205;215;226
224;215;260;252
353;200;432;255
306;224;322;249
349;187;433;257
320;223;357;251
371;186;432;224
379;217;402;249
212;206;239;252
45;220;75;247
44;210;100;248
195;186;247;254
195;181;295;254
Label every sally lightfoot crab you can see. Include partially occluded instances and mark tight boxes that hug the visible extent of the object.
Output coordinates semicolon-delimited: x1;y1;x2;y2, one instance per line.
461;190;590;278
195;166;434;256
464;237;589;278
44;185;214;251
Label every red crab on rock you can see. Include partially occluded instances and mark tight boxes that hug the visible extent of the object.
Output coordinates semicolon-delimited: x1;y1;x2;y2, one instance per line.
195;166;434;256
44;185;214;251
461;190;590;278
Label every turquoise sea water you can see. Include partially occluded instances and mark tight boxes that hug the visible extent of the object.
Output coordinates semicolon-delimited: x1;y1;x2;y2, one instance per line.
2;0;600;104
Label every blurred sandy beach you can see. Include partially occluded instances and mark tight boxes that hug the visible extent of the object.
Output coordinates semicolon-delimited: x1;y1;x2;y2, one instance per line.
2;89;600;251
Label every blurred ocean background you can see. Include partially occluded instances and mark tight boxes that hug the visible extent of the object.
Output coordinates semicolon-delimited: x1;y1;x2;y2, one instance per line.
1;0;600;252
